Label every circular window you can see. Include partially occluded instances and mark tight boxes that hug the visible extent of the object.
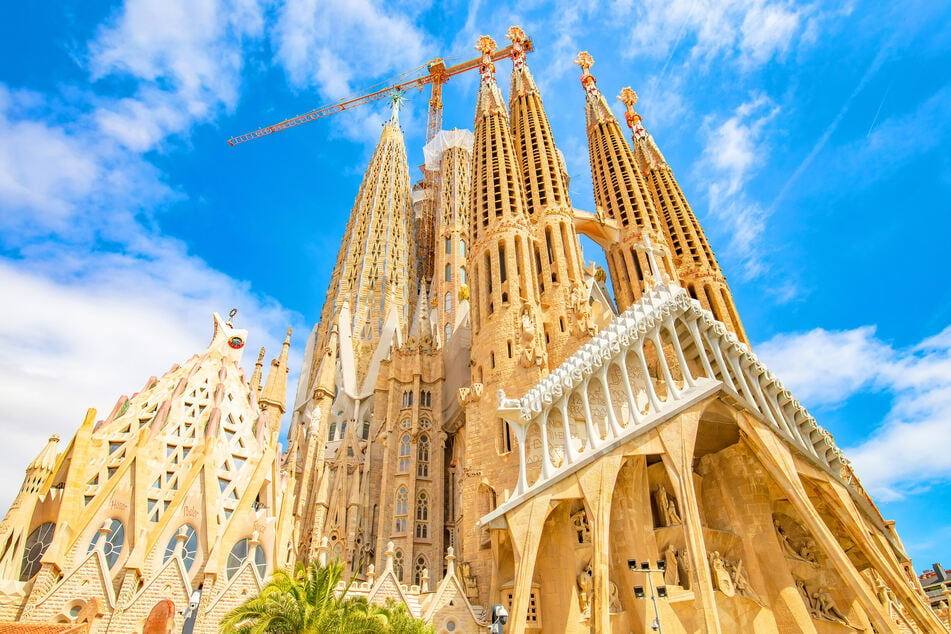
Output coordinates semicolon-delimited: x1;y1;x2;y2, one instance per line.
87;519;124;569
19;522;55;581
163;524;198;571
227;538;266;579
446;620;456;632
228;336;244;349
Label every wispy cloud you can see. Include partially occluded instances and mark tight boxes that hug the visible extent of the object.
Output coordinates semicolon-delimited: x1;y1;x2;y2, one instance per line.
698;94;779;279
619;0;812;69
89;0;267;152
758;324;951;501
271;0;436;143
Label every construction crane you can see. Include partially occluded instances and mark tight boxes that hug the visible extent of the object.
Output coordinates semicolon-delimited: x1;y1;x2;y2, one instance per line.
227;40;532;147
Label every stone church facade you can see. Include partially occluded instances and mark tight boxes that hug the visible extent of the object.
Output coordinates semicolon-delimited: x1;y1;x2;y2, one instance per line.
0;27;945;633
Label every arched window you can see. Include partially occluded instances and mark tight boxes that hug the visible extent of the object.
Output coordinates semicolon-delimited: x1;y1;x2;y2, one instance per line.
402;391;407;407
460;240;466;257
163;524;198;571
415;491;429;539
20;522;55;581
88;519;124;569
414;555;428;586
408;392;413;406
417;434;430;478
227;538;266;579
395;487;408;533
445;323;452;342
445;237;452;254
327;422;336;441
398;435;411;472
445;264;451;282
460;267;467;284
362;420;370;440
445;292;452;313
394;549;405;581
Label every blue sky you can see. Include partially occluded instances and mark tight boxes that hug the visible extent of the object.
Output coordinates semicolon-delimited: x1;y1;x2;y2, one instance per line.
1;0;950;571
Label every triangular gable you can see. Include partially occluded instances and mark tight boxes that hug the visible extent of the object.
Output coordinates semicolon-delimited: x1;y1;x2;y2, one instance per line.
422;568;483;625
117;552;190;614
367;567;416;617
199;559;263;626
28;550;115;620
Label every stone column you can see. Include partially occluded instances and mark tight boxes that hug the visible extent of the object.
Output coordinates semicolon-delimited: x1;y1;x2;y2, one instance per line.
657;405;722;633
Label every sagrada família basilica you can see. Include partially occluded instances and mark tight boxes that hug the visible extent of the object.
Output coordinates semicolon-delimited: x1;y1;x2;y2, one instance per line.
0;27;944;634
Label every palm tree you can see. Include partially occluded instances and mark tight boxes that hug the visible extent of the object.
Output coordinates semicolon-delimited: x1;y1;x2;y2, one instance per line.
220;559;433;633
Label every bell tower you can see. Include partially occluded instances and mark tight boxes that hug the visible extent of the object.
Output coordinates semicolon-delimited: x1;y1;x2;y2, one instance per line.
619;87;748;342
507;26;592;367
575;52;678;312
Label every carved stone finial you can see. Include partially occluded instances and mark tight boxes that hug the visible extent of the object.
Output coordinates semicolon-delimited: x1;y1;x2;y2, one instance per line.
618;86;638;108
475;35;497;55
574;51;594;73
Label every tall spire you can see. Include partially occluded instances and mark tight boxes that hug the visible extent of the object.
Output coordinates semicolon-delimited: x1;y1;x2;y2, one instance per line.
261;327;292;414
618;87;748;342
575;51;677;312
508;25;589;365
308;111;413;389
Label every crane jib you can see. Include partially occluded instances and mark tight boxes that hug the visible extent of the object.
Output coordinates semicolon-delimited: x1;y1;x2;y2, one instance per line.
226;40;530;147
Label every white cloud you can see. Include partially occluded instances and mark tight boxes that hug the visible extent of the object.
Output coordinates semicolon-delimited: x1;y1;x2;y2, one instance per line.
0;0;303;516
0;85;172;242
268;0;438;145
273;0;433;98
698;94;779;278
621;0;808;69
757;325;951;501
89;0;266;151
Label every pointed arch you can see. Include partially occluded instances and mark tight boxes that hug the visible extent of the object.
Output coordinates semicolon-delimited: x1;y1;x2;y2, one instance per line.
417;433;430;478
395;486;408;533
398;434;411;472
415;490;429;539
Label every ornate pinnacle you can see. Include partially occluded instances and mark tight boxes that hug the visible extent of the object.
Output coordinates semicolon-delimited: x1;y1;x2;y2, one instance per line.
506;25;527;45
475;35;497;55
618;87;645;136
574;51;594;75
618;86;638;108
475;35;498;81
506;26;528;67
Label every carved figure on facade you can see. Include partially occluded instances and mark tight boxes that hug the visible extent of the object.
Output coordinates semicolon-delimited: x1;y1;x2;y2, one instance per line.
458;562;479;600
774;516;819;565
576;562;593;617
608;581;622;613
571;508;592;544
663;545;681;587
709;551;735;597
795;576;849;624
653;484;682;527
518;305;547;368
569;283;596;336
725;558;761;603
